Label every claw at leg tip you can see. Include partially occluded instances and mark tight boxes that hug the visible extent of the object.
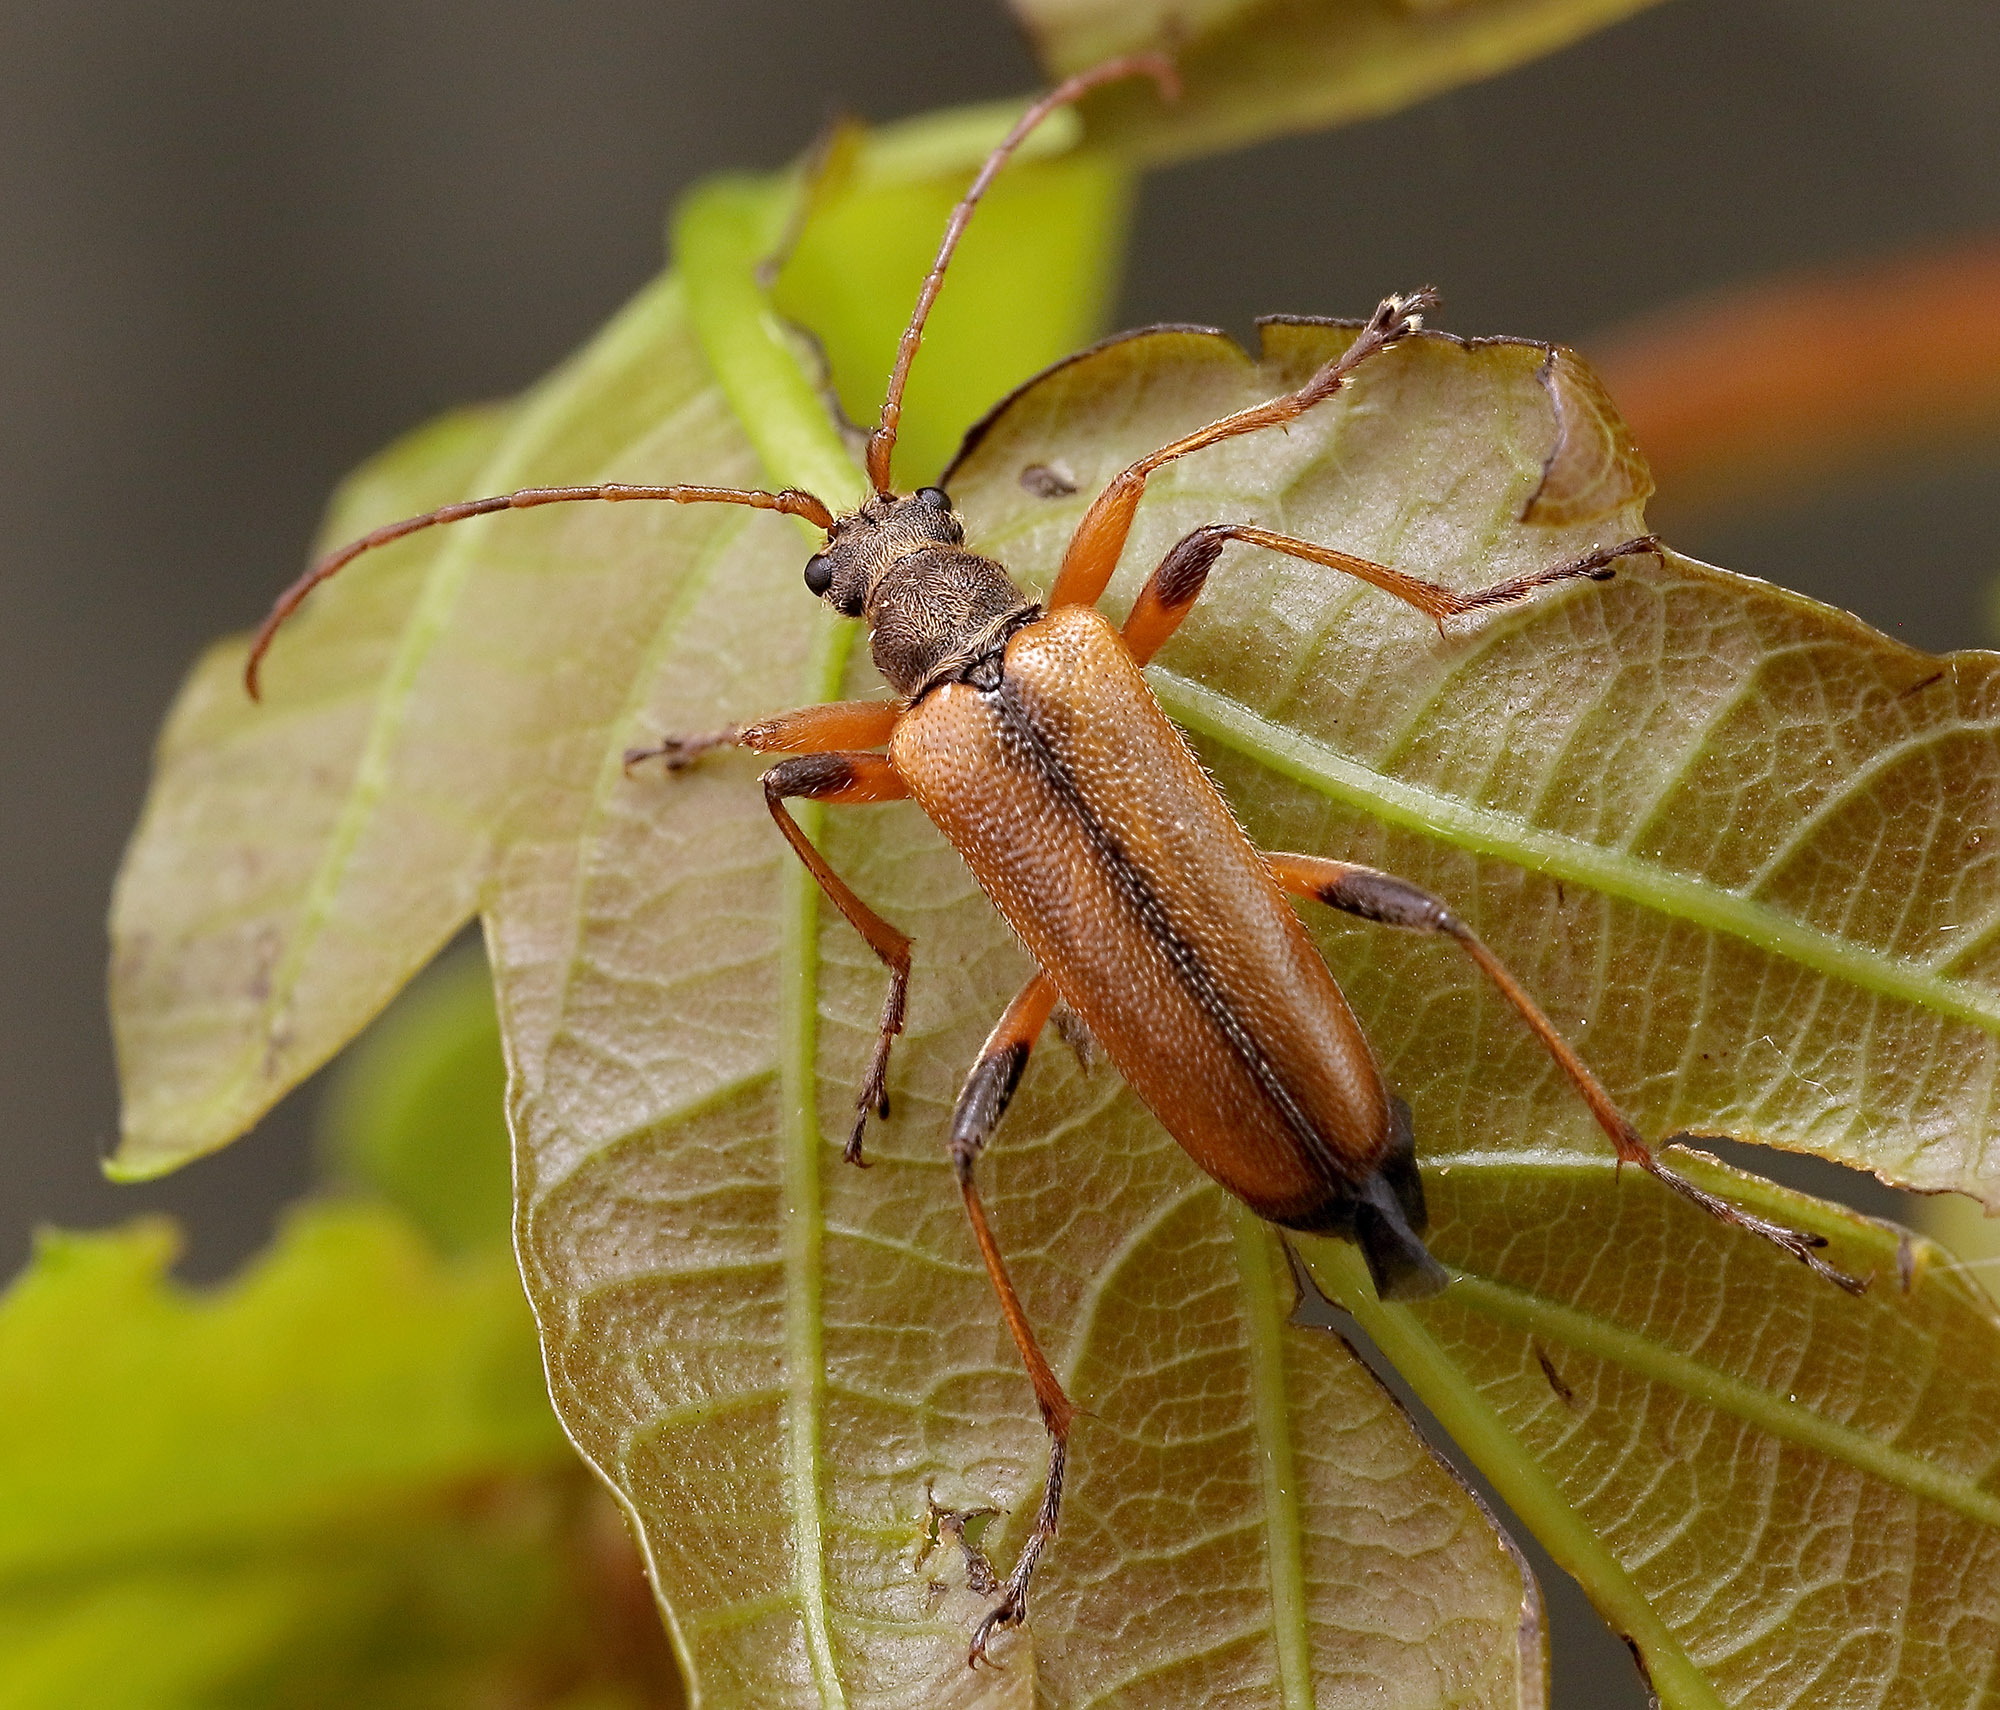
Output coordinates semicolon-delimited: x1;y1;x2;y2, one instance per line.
966;1607;1016;1671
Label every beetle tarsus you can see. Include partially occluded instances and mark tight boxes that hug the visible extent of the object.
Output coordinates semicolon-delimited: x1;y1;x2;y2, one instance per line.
967;1592;1023;1668
623;727;738;773
1442;534;1661;623
1651;1141;1870;1294
965;1433;1064;1668
1373;286;1437;344
844;968;908;1166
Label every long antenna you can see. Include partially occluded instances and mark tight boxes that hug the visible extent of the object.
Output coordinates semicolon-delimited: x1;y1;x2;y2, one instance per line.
247;55;1177;699
862;51;1179;497
244;482;833;698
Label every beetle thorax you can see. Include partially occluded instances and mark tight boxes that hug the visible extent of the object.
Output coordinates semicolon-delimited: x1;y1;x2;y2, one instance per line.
805;489;1037;701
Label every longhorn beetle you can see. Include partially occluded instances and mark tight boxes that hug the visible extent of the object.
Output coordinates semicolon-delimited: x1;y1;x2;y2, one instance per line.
246;52;1862;1666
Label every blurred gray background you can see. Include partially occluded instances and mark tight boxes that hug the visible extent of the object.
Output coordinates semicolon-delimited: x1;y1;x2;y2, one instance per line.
3;2;1995;1702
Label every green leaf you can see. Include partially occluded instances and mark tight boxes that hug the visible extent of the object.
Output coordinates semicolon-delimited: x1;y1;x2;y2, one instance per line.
1012;0;1671;165
0;1207;679;1707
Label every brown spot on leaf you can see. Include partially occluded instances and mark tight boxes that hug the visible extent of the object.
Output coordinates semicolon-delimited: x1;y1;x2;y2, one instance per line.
1535;1341;1576;1408
247;924;282;1004
1900;669;1946;700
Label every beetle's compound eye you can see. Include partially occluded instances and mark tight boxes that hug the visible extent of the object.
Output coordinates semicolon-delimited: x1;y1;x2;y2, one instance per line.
803;552;835;597
915;486;952;512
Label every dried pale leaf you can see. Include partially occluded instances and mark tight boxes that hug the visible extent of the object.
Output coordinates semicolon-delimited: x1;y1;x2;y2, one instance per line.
110;273;780;1176
1013;0;1670;164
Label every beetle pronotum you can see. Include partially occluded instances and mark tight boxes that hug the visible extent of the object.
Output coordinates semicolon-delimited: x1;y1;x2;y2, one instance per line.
246;52;1860;1664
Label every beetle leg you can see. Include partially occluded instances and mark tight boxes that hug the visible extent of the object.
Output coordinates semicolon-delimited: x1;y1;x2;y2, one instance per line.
947;973;1076;1665
762;752;913;1165
1049;290;1435;612
625;697;901;771
1120;526;1660;667
1264;852;1867;1294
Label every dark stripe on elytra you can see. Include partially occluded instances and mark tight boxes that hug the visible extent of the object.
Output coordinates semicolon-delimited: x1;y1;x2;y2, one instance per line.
990;670;1349;1189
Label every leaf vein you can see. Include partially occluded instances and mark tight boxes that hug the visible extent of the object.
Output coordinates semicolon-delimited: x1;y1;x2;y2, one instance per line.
1230;1208;1315;1710
1154;669;2000;1036
1451;1274;2000;1530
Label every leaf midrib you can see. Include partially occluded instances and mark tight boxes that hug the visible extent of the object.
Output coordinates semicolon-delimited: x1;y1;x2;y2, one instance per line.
1231;1207;1315;1710
1313;1238;1731;1710
1152;668;2000;1036
778;614;857;1710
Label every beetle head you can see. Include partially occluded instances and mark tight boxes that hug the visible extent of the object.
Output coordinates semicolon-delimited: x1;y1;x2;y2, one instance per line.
802;486;963;619
802;486;1036;699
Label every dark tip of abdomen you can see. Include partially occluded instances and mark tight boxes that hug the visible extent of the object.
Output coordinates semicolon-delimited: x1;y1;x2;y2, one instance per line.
1354;1177;1451;1300
1357;1098;1447;1299
1268;1096;1449;1300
